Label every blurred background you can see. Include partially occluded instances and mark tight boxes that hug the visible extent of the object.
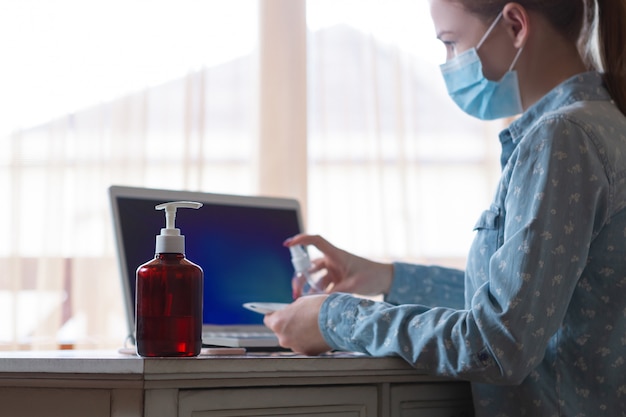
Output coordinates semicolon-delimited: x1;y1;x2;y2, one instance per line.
0;0;502;350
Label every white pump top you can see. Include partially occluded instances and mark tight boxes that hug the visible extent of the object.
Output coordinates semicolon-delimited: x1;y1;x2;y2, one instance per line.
289;244;311;273
155;201;203;254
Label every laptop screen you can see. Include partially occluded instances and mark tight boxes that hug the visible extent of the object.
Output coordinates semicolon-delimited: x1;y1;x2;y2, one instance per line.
110;186;301;336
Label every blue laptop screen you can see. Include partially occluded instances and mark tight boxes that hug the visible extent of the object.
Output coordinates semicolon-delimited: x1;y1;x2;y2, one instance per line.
116;196;299;326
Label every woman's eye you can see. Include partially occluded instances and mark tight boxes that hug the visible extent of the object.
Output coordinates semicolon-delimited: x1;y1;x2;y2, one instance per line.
442;41;456;54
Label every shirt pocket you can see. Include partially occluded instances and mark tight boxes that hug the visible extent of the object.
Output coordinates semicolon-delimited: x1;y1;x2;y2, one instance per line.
465;204;504;298
471;204;504;257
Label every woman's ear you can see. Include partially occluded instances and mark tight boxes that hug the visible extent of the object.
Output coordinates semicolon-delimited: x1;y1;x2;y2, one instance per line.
502;3;529;48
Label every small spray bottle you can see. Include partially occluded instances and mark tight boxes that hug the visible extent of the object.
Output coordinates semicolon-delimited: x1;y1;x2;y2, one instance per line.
289;245;325;298
135;201;203;357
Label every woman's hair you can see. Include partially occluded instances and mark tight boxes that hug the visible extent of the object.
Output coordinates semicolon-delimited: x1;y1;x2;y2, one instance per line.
455;0;626;115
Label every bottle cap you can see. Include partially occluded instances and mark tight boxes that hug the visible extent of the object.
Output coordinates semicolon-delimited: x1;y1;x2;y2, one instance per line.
155;201;203;254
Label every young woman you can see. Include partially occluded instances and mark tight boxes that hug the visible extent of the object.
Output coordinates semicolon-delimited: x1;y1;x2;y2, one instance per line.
265;0;626;415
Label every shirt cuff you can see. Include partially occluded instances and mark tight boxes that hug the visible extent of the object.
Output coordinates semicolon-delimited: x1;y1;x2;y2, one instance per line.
318;292;372;352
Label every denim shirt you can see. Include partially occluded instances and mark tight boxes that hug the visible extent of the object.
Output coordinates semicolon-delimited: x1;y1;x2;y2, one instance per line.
319;72;626;416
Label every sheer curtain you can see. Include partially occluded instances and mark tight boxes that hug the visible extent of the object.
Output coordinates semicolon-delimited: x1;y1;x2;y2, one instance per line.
306;0;503;266
3;61;261;349
1;0;502;350
0;0;303;350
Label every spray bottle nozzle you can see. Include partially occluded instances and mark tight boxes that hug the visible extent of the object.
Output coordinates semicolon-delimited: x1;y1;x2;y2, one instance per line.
289;244;324;294
289;245;310;272
155;201;203;254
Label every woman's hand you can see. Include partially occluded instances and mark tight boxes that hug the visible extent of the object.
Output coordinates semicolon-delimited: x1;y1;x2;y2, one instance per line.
285;234;394;297
263;294;331;355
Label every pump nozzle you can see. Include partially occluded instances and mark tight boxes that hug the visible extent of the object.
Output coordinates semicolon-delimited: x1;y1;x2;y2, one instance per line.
156;201;203;229
155;201;203;254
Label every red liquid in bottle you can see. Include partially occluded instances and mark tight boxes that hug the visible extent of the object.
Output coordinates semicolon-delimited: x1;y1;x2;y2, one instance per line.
136;253;203;357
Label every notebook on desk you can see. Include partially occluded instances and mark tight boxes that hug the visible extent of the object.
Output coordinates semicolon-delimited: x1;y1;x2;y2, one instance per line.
109;185;302;349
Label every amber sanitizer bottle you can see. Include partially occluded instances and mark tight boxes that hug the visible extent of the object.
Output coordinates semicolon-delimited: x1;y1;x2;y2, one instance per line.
135;201;204;357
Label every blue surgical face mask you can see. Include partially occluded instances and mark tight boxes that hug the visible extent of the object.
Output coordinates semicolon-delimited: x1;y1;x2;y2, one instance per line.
439;12;524;120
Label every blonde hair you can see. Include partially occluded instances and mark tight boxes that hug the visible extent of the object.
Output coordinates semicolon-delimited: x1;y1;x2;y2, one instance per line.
457;0;626;115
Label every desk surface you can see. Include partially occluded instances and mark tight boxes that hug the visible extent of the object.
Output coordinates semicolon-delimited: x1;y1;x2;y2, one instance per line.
0;349;436;381
0;350;474;417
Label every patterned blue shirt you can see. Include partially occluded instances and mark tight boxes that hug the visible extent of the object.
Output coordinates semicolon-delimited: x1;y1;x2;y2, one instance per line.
319;72;626;416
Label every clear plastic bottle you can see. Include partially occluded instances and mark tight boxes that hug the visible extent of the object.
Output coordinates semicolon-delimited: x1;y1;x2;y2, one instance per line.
289;245;325;298
135;201;203;357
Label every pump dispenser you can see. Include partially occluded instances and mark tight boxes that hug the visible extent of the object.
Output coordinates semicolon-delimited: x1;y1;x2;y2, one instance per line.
135;201;204;357
290;245;325;298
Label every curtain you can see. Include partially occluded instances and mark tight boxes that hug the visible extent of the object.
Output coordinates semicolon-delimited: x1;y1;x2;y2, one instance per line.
0;0;301;350
3;64;261;349
1;0;502;350
306;1;503;265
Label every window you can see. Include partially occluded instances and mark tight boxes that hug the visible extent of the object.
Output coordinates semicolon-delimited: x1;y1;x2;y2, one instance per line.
306;1;502;264
0;0;501;350
1;0;260;349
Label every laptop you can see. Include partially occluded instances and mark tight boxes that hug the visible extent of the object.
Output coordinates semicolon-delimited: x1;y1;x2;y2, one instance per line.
109;185;302;349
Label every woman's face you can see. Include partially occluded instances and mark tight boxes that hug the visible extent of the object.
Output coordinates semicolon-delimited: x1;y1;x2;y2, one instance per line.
429;0;516;81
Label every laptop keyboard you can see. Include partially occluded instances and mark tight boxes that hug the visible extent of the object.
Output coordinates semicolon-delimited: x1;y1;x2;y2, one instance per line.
202;329;280;348
204;331;274;339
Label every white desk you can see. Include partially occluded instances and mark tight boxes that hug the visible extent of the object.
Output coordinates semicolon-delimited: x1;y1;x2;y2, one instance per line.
0;350;474;417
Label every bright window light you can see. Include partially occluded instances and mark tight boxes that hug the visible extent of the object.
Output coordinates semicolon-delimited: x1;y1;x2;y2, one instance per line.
306;0;444;65
0;0;258;135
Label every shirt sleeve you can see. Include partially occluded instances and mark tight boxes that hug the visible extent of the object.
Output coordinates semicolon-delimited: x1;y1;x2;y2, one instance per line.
386;262;465;309
318;114;611;384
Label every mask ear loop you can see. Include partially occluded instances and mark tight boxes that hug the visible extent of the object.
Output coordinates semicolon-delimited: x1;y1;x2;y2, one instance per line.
476;10;525;73
507;45;524;72
476;11;504;50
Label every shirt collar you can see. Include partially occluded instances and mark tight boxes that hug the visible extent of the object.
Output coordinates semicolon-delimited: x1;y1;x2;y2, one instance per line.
498;71;610;166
